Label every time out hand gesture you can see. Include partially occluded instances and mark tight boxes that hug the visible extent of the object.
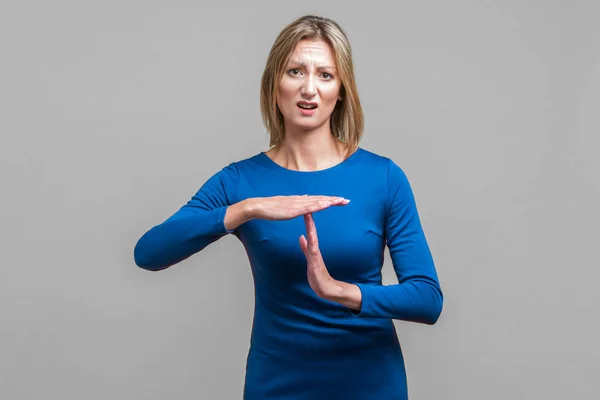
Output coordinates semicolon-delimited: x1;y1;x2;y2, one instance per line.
225;196;362;310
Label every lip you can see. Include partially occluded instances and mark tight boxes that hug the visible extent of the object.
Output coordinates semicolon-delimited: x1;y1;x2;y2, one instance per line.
297;101;318;116
297;101;318;107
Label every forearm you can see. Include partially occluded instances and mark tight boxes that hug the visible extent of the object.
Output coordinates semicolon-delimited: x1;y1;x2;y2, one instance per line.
325;277;442;323
134;209;226;270
352;280;443;324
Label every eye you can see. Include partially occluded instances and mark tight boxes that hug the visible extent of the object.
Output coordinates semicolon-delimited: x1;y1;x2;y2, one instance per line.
288;68;301;76
321;72;333;80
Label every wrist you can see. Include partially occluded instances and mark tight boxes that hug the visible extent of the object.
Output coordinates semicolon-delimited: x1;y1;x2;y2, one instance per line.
224;199;255;231
241;198;257;221
327;281;362;311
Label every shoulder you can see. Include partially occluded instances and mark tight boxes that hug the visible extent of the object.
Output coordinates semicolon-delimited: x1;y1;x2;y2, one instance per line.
215;151;264;174
211;151;273;189
198;152;264;204
357;147;408;182
357;148;412;206
225;151;267;176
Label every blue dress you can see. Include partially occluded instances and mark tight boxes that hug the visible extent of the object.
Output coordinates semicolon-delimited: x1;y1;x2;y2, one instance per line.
134;147;443;399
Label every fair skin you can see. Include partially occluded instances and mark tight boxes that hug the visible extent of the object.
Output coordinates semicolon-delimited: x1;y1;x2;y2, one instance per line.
223;39;362;312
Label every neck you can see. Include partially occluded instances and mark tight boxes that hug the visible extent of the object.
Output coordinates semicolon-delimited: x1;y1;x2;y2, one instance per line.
270;121;347;172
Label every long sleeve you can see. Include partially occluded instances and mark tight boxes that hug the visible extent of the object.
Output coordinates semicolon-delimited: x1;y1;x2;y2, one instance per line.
352;160;443;324
133;163;239;271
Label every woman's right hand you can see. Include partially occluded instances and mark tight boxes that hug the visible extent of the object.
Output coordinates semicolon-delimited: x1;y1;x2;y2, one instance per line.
224;195;349;231
247;195;350;221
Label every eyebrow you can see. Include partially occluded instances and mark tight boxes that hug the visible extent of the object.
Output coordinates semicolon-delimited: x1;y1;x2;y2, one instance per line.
288;60;337;70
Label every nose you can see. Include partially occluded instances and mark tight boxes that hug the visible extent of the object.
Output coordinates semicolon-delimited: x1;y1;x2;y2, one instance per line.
301;75;317;98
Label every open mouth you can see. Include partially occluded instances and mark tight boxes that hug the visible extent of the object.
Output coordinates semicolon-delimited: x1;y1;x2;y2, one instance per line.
297;101;318;110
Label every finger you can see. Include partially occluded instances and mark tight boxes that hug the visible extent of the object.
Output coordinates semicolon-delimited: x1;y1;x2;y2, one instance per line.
327;198;350;206
321;196;348;203
284;198;329;209
303;198;348;214
288;198;348;213
329;200;350;206
292;195;346;202
298;234;308;254
288;197;348;218
291;198;334;207
313;196;349;206
304;213;319;250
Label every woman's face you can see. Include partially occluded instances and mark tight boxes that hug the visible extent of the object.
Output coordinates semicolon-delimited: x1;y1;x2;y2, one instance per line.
276;39;342;134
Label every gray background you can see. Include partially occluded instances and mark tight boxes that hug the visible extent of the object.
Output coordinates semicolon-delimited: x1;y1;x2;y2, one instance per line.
1;1;598;399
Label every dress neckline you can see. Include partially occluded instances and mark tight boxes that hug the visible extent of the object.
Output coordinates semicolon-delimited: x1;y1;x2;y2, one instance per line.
258;147;363;174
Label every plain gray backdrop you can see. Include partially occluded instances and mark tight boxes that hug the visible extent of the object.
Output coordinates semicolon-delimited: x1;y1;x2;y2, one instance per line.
1;1;598;399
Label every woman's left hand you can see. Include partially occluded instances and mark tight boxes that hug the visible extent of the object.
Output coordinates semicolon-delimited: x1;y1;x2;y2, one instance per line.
299;214;362;311
298;213;339;298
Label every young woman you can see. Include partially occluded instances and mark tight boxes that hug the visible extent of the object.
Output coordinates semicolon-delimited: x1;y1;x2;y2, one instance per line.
134;14;443;400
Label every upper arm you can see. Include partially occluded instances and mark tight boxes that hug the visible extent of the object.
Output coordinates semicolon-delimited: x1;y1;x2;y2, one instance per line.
167;162;239;223
384;159;439;285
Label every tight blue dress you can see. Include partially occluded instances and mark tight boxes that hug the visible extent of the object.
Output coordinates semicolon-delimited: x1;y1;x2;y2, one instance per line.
134;147;443;399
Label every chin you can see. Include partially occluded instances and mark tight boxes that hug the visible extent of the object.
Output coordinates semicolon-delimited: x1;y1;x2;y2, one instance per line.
293;120;327;132
290;113;332;131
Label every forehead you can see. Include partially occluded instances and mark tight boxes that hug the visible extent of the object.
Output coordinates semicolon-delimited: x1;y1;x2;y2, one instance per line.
288;39;335;64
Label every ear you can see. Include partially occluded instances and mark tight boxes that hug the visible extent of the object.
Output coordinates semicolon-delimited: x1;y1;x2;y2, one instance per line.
338;86;345;101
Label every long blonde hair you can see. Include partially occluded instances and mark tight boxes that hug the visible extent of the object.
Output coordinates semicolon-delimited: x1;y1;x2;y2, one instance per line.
260;15;364;157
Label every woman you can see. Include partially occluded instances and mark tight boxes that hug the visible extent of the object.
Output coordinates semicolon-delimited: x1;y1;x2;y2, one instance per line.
134;15;443;400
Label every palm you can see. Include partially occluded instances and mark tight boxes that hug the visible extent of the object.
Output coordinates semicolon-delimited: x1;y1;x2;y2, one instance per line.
299;213;337;298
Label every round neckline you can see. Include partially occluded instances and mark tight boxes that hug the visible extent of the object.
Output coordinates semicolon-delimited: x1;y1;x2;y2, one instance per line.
258;147;363;174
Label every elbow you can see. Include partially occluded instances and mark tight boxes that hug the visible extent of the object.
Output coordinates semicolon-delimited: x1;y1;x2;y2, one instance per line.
423;287;444;325
134;237;170;272
423;302;443;325
133;227;193;271
134;248;160;271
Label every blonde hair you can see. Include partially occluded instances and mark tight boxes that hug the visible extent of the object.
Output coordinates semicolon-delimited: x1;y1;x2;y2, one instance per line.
260;15;364;157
